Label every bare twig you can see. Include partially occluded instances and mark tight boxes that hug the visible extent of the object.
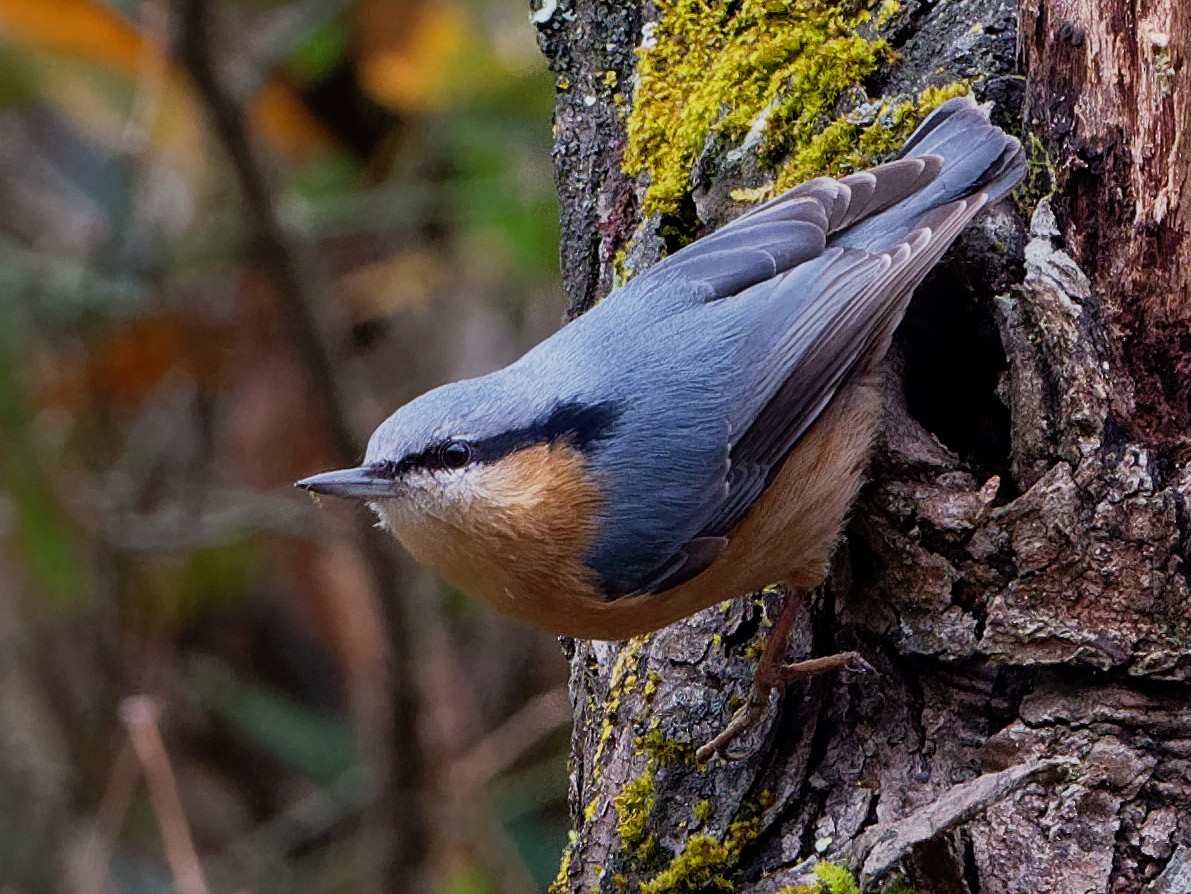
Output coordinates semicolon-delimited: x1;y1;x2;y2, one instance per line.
70;742;140;894
206;768;379;887
120;697;209;894
244;0;356;92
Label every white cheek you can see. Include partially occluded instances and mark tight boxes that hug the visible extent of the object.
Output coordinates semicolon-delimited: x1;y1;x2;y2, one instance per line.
401;467;490;521
374;464;532;530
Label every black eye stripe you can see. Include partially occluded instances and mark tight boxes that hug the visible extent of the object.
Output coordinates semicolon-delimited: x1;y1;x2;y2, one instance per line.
382;399;624;476
377;438;472;477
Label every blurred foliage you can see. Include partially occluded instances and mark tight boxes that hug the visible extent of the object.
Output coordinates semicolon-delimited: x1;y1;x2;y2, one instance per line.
0;0;571;892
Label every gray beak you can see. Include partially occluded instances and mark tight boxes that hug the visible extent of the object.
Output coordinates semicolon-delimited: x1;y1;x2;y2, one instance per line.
295;467;394;500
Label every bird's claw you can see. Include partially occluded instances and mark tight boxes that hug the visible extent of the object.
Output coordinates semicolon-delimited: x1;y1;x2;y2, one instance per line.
697;650;874;764
841;652;876;679
695;686;772;763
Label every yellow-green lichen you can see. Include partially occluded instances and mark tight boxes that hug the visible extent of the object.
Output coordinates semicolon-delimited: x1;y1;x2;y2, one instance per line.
614;766;657;852
625;0;895;215
639;818;761;894
643;670;661;703
875;0;900;26
694;799;714;823
744;636;769;661
636;725;695;766
594;637;647;770
548;829;580;894
813;861;861;894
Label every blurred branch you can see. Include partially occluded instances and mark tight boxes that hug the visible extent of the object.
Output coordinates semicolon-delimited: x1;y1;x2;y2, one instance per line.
174;0;352;461
172;2;428;890
97;489;314;551
446;687;572;894
449;687;571;793
208;768;378;889
121;697;209;894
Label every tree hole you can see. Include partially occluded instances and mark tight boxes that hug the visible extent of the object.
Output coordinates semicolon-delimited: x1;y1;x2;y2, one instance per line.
898;260;1014;479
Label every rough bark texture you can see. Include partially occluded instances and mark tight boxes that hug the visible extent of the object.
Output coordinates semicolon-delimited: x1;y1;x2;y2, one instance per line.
533;0;1191;891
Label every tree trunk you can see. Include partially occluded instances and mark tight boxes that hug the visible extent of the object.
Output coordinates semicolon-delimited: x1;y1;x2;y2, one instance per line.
533;0;1191;892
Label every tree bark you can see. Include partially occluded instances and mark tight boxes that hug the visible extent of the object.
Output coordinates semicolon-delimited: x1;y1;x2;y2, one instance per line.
533;0;1191;892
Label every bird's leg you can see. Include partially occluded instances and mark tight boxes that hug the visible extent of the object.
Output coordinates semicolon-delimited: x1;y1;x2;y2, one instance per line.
696;590;870;762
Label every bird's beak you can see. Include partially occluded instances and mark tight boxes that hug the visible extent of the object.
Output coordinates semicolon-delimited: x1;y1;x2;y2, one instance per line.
295;467;395;500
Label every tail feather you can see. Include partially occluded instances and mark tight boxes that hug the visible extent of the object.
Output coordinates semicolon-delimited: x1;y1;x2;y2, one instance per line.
837;95;1025;251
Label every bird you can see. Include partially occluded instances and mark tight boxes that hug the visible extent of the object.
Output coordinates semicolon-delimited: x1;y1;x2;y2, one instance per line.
297;96;1025;760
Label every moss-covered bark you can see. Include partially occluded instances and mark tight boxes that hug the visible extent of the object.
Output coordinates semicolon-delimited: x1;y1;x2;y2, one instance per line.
533;0;1191;890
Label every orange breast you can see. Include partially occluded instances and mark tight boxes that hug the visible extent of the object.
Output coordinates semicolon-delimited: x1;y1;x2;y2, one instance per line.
386;442;611;630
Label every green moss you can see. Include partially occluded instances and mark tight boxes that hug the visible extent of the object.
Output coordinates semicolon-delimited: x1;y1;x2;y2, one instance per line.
884;875;923;894
625;0;897;215
770;81;971;193
623;0;977;218
614;766;657;851
639;818;761;893
594;637;647;771
813;861;861;894
1018;130;1057;212
874;0;900;26
694;799;714;823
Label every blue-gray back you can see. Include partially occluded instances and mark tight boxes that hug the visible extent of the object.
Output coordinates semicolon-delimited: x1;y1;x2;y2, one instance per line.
521;96;1028;598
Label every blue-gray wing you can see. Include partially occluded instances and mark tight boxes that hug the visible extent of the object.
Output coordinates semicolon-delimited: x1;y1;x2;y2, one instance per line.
595;96;1025;598
616;156;940;307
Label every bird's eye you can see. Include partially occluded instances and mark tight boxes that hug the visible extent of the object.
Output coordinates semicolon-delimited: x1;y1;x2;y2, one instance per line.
439;439;472;469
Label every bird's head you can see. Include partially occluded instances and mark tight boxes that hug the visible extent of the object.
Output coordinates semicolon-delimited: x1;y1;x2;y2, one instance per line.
296;374;622;574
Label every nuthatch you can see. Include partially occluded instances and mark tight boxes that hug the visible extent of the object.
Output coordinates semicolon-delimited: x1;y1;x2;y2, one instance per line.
298;97;1025;759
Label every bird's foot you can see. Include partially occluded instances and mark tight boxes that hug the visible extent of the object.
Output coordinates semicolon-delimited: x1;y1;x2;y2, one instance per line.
761;650;872;689
696;650;872;763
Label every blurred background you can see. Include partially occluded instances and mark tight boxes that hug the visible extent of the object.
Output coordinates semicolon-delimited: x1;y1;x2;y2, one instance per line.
0;1;573;892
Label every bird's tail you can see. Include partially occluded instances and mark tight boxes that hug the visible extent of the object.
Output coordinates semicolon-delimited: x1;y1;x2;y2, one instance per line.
837;95;1025;251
